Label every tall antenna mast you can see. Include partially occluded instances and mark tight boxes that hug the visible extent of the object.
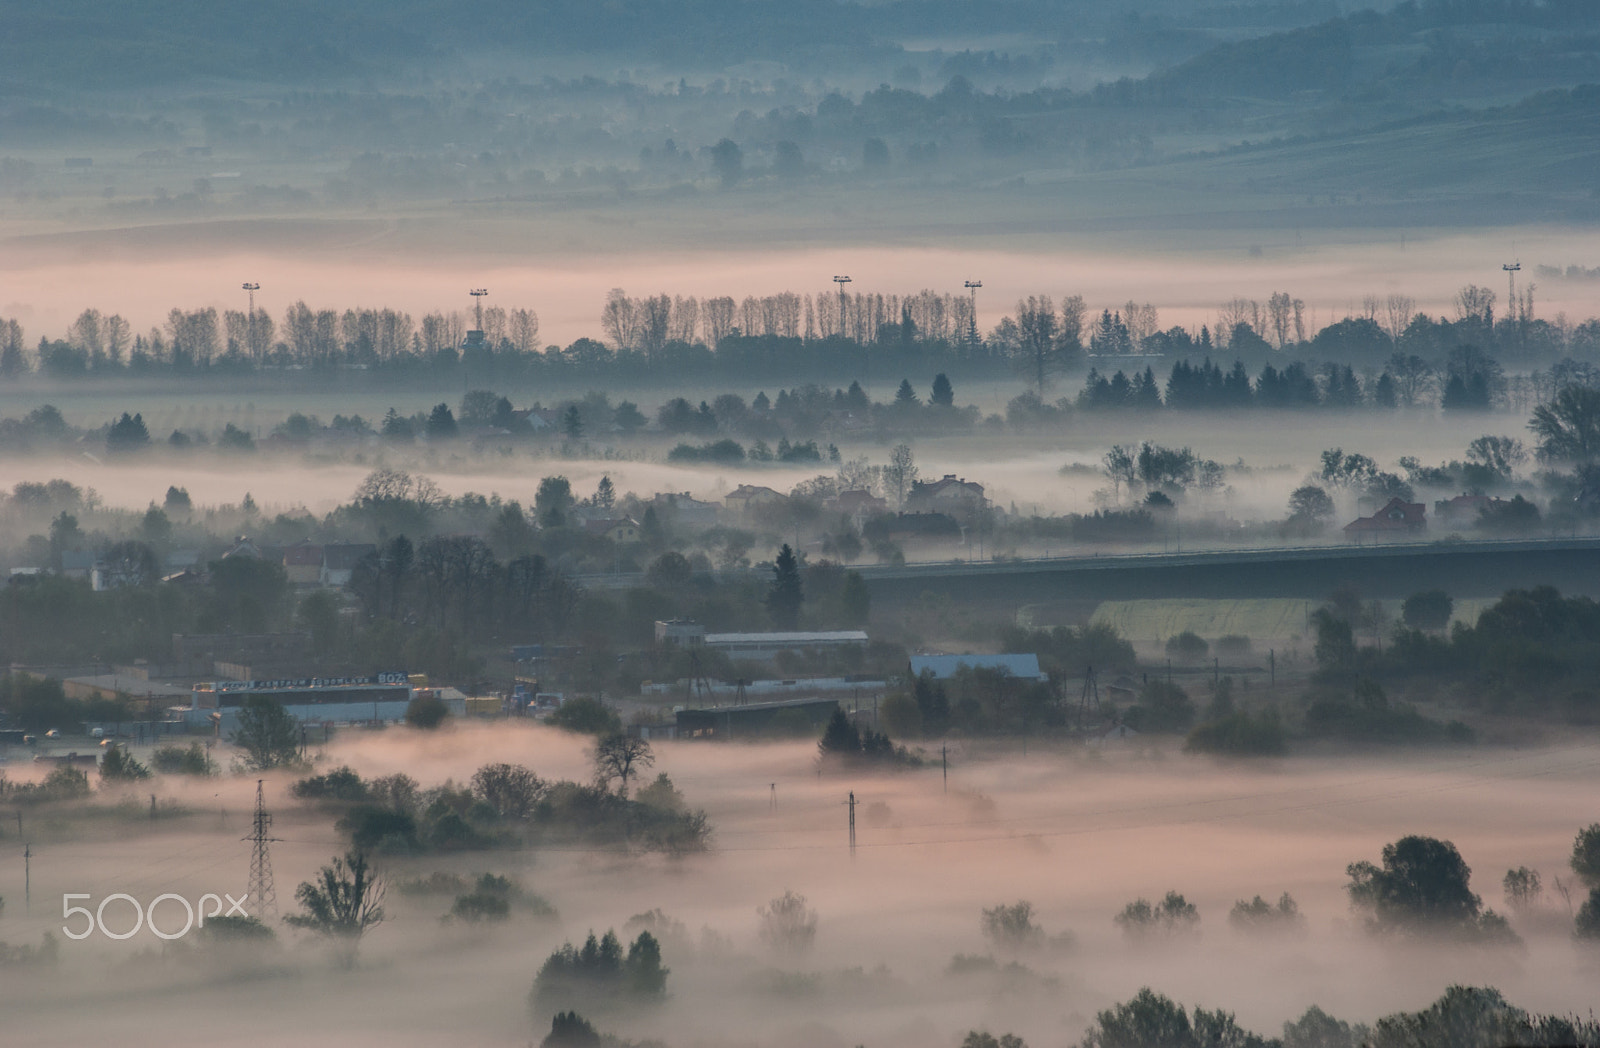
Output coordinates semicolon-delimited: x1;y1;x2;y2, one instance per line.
1502;262;1521;322
244;779;280;920
964;280;982;345
470;288;489;331
241;283;261;360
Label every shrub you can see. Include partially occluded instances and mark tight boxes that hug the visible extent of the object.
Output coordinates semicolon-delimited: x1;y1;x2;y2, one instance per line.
1165;631;1209;660
450;891;510;922
962;1033;1027;1048
405;693;449;729
291;766;369;802
150;741;217;776
0;933;59;969
548;697;622;735
1123;681;1195;734
98;743;150;781
1184;708;1287;756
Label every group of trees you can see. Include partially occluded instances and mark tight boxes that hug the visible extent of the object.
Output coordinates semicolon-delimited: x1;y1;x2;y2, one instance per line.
1330;585;1600;722
1076;983;1598;1048
290;753;710;858
1071;347;1510;414
530;929;668;1015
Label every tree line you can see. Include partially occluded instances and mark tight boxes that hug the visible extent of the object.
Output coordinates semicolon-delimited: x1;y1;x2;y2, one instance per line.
6;279;1599;388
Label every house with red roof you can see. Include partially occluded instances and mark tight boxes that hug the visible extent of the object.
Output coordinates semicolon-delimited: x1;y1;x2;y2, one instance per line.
1342;497;1426;542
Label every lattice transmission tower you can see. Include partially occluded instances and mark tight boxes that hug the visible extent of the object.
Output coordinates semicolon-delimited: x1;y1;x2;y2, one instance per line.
244;779;281;920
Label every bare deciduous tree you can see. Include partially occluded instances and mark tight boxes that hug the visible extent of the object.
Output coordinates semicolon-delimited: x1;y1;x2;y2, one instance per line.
510;308;541;353
1384;294;1416;344
592;733;654;797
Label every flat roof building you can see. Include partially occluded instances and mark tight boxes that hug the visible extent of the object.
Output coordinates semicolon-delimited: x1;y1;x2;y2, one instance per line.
675;696;841;739
704;630;868;663
184;672;429;733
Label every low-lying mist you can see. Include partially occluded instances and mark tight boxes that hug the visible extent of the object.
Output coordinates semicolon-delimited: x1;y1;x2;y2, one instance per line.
3;723;1596;1047
0;406;1531;532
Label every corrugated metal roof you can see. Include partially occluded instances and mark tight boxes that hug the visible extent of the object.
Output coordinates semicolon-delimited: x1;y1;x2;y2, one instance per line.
909;654;1045;680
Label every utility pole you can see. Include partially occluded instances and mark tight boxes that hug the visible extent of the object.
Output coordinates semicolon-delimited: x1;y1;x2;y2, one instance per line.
941;745;947;793
847;791;856;858
1269;648;1276;688
241;282;260;361
964;280;982;347
23;842;30;911
244;780;280;921
769;783;776;811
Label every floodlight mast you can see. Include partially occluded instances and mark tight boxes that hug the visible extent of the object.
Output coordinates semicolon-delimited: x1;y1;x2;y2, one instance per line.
964;280;982;345
833;274;854;378
242;282;261;360
470;288;489;330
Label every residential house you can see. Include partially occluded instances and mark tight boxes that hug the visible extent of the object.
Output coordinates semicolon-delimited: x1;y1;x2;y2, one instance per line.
321;543;376;587
906;475;986;520
283;541;325;586
651;491;721;527
60;550;95;580
724;484;787;517
582;518;641;544
1433;494;1504;528
825;489;888;521
1342;497;1426;541
222;537;263;560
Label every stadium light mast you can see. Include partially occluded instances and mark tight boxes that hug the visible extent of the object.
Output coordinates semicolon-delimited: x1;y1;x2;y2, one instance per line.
964;279;982;345
469;288;489;331
1502;262;1521;321
241;282;260;360
832;275;852;337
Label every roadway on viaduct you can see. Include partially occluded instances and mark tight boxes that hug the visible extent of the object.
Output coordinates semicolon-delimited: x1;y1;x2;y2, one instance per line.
853;537;1600;610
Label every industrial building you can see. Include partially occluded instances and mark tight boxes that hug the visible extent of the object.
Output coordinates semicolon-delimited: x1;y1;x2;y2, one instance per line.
182;673;447;733
674;696;841;739
654;620;869;663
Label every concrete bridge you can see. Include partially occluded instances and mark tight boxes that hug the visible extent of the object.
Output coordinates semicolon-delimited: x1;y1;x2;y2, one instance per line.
852;537;1600;612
